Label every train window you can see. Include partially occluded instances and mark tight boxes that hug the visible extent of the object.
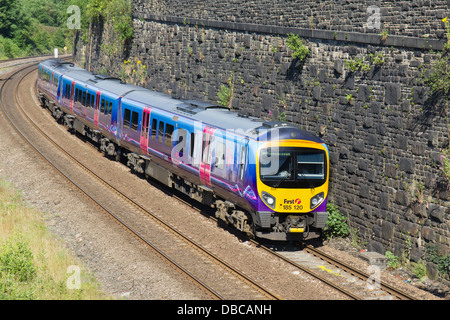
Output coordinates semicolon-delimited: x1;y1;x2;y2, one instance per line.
124;108;131;127
151;119;157;140
86;94;91;108
108;101;112;115
101;99;105;113
202;133;212;165
131;111;139;131
158;121;164;144
165;124;174;147
82;91;86;106
239;146;246;180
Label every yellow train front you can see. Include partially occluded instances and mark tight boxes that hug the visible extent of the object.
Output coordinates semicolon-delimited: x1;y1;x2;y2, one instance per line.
250;123;330;241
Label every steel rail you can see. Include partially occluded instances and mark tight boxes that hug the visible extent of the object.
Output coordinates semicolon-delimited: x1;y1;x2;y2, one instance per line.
250;240;362;300
0;61;224;301
302;244;417;300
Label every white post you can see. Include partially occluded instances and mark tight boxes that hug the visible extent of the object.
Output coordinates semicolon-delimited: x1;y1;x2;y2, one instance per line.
54;48;58;58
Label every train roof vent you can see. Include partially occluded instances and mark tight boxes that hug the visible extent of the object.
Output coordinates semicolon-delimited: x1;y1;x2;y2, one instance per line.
261;121;289;128
94;74;124;82
182;100;230;111
175;103;198;115
51;60;75;68
175;100;229;116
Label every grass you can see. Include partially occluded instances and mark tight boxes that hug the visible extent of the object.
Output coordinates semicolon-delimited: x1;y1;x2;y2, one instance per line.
0;178;111;300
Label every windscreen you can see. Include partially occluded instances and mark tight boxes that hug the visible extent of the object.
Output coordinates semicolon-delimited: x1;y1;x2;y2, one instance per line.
259;147;326;188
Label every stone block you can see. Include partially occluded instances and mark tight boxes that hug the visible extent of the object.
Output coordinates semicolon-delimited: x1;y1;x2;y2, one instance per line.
395;191;410;206
359;251;388;270
352;139;365;153
428;204;446;223
385;83;401;105
380;193;390;210
399;158;415;173
334;59;344;74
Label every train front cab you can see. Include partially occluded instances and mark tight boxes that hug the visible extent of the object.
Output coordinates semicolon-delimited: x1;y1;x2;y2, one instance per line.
254;139;330;241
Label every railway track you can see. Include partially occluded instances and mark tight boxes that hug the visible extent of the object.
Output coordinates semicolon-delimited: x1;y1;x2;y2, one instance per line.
254;241;418;300
0;59;282;300
0;57;421;301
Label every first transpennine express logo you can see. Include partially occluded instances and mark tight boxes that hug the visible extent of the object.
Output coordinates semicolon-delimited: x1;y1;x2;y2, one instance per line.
284;198;301;204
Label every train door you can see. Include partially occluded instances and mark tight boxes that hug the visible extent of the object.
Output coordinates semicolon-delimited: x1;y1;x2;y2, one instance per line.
200;126;215;187
57;76;62;103
239;138;249;182
94;91;101;129
116;96;123;141
51;71;55;97
140;107;151;155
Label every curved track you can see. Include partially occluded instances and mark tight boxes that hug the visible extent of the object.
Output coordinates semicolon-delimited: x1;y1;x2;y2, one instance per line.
0;59;282;300
1;57;420;301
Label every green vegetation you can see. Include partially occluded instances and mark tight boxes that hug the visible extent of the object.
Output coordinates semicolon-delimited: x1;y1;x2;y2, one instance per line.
385;251;400;270
443;17;450;51
0;179;110;299
369;52;387;66
0;0;74;59
71;0;133;47
423;53;450;101
441;145;450;183
379;29;389;42
217;73;234;109
286;33;310;62
345;57;370;73
119;57;148;86
426;244;450;279
323;201;350;239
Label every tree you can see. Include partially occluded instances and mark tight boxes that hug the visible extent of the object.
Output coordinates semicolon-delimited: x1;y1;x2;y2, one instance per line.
0;0;23;38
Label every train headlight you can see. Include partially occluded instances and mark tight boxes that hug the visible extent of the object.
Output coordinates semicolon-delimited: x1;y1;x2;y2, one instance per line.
310;192;324;209
262;191;276;209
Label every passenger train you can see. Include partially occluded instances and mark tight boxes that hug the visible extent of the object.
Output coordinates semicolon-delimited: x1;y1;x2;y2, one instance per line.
37;58;330;241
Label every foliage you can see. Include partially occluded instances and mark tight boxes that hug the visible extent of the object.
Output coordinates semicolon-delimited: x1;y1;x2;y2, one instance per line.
440;146;450;183
323;201;350;239
0;0;74;59
426;244;450;278
82;0;133;46
380;29;389;42
443;17;450;51
0;179;111;300
423;52;450;100
0;234;36;282
345;57;370;72
385;251;400;270
369;52;387;66
410;260;427;280
217;74;234;109
286;33;310;62
120;57;148;86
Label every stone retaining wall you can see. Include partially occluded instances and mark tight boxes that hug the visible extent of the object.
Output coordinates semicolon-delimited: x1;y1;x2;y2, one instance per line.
76;0;450;278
